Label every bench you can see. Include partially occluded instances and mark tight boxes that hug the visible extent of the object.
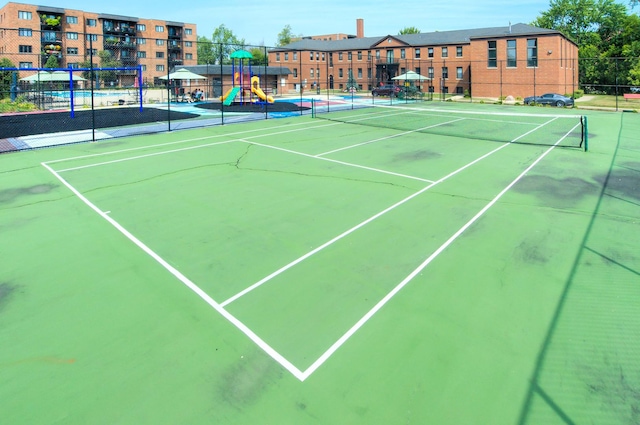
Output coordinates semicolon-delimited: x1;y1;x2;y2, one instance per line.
623;93;640;100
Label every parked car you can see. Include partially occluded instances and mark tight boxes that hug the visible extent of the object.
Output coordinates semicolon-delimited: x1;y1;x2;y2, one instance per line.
372;85;402;97
523;93;574;107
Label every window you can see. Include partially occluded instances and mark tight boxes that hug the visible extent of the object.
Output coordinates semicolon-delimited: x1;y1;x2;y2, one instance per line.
19;45;32;53
66;32;78;40
339;68;343;78
284;52;289;60
357;68;362;78
322;53;325;61
348;52;352;60
527;38;537;67
401;49;406;59
185;41;192;47
137;51;146;58
18;11;32;20
155;25;164;32
415;48;421;58
375;50;380;59
442;67;448;79
507;39;517;67
310;51;313;60
18;28;32;36
137;38;146;45
428;67;434;79
456;67;463;79
66;47;78;55
136;24;146;31
316;52;320;60
358;51;362;60
88;48;97;55
456;46;463;57
338;52;343;60
19;62;33;68
185;28;192;35
292;68;297;77
66;16;78;24
156;64;164;71
488;40;497;67
293;52;297;60
185;53;192;60
86;34;98;41
140;64;147;71
428;47;434;58
442;47;448;58
87;19;97;27
156;52;164;58
156;39;164;46
68;63;79;69
276;53;280;61
310;68;314;78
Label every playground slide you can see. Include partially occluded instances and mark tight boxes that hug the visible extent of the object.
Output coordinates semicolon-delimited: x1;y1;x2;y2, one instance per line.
220;87;236;102
221;87;241;106
250;76;274;103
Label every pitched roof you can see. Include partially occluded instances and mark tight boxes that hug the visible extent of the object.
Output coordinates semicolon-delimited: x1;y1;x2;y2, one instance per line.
271;23;567;52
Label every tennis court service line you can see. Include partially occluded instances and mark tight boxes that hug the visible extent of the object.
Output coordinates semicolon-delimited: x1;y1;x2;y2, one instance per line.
315;117;465;157
41;161;308;382
235;139;434;184
220;117;559;308
300;119;579;380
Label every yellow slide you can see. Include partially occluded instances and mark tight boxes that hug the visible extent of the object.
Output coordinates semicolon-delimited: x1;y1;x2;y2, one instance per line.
250;76;274;103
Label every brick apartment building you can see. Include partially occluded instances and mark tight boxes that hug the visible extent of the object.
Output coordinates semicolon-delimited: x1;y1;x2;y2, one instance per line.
269;19;579;99
0;1;197;85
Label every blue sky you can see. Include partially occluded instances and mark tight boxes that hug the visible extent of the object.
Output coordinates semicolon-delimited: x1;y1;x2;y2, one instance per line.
17;0;553;46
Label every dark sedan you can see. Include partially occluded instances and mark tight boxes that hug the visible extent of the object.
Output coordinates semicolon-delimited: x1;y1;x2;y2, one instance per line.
523;93;574;107
372;85;402;97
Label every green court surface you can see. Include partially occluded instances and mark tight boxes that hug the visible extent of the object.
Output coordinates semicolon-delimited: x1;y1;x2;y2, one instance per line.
1;103;638;424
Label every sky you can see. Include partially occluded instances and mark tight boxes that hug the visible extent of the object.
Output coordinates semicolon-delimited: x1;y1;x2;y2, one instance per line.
16;0;554;46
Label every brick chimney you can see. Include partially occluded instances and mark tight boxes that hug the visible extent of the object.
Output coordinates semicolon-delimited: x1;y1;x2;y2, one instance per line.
356;18;364;38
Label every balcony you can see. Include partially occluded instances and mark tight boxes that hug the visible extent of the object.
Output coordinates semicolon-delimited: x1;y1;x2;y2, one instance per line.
40;14;62;30
103;21;137;35
41;31;62;44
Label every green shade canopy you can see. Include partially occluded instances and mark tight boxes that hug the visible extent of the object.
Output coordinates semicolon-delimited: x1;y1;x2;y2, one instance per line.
230;49;253;59
20;70;86;82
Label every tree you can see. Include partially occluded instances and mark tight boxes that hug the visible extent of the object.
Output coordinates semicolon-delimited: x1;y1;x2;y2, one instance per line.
276;25;295;47
97;50;121;86
197;36;216;65
43;55;59;69
0;57;16;99
399;26;420;35
249;47;268;66
211;24;245;64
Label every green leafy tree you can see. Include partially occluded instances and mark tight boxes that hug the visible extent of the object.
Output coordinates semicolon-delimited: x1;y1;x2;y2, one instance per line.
211;24;245;64
43;55;59;69
249;47;268;66
276;25;295;47
0;57;16;99
197;36;216;64
97;50;121;85
399;26;420;35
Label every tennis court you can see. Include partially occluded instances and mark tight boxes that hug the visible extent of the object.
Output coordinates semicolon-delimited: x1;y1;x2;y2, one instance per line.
1;102;638;424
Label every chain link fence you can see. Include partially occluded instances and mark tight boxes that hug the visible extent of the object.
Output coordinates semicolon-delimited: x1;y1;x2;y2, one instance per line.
1;26;639;153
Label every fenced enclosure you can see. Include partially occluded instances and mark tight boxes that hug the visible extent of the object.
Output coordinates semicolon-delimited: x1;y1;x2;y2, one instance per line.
1;27;639;153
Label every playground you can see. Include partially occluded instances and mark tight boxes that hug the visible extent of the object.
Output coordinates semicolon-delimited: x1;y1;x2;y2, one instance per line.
219;50;275;106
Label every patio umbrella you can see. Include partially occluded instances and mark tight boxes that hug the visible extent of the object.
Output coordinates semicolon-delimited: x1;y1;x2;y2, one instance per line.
158;68;206;80
392;70;430;81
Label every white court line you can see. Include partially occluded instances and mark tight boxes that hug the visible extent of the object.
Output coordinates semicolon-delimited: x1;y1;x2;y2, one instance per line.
300;120;581;380
236;139;434;183
56;139;238;173
42;112;565;381
220;118;558;308
41;162;307;382
44;119;339;166
316;118;465;157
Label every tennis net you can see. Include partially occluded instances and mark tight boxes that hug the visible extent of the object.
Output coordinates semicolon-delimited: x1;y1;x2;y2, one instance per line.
312;103;588;150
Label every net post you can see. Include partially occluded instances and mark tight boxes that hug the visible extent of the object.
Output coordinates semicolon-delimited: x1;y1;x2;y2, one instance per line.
311;98;315;118
582;115;588;152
